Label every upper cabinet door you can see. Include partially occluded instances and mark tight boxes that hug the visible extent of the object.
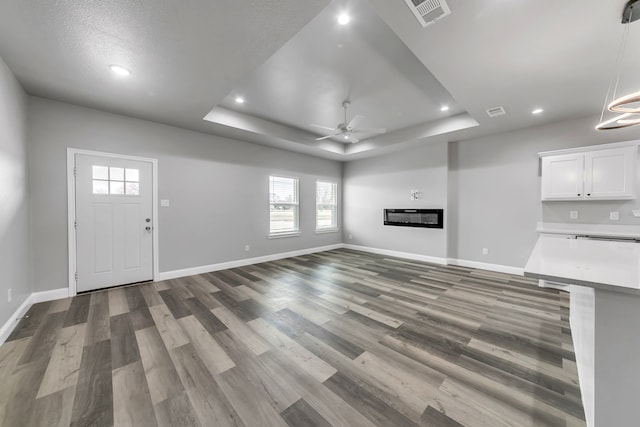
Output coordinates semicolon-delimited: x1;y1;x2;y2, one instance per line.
541;153;585;200
584;147;637;200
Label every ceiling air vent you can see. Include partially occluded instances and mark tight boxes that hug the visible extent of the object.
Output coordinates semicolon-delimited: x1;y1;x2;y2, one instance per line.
486;106;506;118
403;0;451;27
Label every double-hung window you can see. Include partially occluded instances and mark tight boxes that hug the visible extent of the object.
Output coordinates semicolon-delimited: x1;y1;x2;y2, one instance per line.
269;176;299;236
316;180;338;231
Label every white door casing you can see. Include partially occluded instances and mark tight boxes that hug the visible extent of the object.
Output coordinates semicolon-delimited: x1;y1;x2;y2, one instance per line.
71;151;156;293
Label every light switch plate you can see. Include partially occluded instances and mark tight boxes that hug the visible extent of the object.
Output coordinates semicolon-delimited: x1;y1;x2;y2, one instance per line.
570;211;578;220
160;199;170;207
610;211;620;221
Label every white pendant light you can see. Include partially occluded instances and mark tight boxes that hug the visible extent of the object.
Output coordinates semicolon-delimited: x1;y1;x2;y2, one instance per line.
597;0;640;130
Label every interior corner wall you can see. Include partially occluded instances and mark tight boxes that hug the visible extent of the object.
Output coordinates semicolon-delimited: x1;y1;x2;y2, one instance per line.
0;56;31;327
342;141;448;259
448;116;640;269
27;97;342;293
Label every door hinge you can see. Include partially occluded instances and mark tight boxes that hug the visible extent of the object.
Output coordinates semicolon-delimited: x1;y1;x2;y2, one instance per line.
73;167;77;177
74;220;77;230
74;272;78;282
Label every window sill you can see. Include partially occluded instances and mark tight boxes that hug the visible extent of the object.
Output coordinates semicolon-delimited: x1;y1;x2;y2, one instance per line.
315;228;339;234
268;231;301;239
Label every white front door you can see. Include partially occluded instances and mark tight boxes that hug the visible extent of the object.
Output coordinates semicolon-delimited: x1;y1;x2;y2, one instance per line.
75;154;153;292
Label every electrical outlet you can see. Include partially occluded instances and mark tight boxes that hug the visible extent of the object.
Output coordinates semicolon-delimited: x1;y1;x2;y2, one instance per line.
160;199;170;207
570;211;578;220
610;211;620;221
244;245;250;252
7;288;11;303
482;248;489;255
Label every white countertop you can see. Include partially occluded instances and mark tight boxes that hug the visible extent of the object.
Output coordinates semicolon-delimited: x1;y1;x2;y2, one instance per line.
524;234;640;294
536;222;640;239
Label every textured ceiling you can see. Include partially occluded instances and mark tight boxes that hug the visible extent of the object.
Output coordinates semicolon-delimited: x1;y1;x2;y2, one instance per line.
1;0;640;160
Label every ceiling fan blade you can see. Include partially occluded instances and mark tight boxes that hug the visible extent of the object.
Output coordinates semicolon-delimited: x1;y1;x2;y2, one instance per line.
315;134;338;141
353;127;386;135
310;123;337;132
346;114;365;130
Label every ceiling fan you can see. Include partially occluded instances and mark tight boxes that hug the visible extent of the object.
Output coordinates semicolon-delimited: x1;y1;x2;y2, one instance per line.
311;101;386;143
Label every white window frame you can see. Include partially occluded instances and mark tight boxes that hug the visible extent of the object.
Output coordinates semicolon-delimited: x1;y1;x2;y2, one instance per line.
269;175;301;238
315;179;338;233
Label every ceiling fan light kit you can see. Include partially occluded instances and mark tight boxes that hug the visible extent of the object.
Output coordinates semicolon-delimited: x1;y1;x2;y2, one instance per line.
596;0;640;130
312;100;386;143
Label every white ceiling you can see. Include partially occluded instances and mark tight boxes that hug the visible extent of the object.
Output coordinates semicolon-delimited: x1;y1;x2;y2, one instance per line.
1;0;639;160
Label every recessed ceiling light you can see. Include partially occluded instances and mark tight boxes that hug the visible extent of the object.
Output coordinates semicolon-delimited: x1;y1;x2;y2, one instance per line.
338;13;350;25
109;65;131;77
344;135;349;139
235;96;245;104
440;105;449;112
532;108;544;115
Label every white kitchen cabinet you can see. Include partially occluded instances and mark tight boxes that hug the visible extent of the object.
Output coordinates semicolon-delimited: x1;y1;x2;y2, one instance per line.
541;146;637;201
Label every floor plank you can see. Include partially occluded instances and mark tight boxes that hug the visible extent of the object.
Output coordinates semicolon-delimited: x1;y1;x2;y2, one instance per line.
0;249;584;426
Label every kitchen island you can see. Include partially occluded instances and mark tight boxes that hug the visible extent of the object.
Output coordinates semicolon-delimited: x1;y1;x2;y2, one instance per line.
525;233;640;427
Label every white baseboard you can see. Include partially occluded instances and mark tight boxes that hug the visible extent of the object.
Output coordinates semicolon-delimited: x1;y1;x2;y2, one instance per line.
447;258;524;276
32;288;70;303
343;244;448;265
0;287;68;345
157;244;344;281
0;295;33;345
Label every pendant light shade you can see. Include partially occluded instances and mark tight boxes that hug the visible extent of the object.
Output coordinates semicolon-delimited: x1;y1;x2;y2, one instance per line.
608;91;640;114
595;113;635;130
596;0;640;130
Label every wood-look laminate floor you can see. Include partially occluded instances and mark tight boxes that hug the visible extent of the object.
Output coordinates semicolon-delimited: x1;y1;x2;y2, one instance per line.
0;249;585;427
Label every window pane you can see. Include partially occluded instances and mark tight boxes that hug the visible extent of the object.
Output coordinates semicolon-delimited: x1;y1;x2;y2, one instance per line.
270;205;298;232
317;206;336;229
270;176;298;203
110;167;125;181
92;165;108;180
316;181;336;204
110;181;125;195
125;182;139;196
269;176;299;234
316;181;337;230
93;180;109;194
126;168;139;182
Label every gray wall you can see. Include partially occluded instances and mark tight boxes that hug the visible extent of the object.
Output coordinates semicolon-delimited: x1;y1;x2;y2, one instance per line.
449;116;640;268
28;97;342;293
0;57;30;327
342;141;448;259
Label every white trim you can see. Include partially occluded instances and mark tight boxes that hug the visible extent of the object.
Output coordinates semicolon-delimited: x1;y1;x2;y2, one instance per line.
343;244;447;265
0;287;68;345
538;139;639;157
341;243;524;275
0;295;33;345
67;148;159;297
157;244;343;281
268;231;301;239
32;288;70;303
447;258;524;276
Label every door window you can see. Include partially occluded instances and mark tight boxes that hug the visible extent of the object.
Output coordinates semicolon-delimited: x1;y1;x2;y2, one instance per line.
92;166;140;196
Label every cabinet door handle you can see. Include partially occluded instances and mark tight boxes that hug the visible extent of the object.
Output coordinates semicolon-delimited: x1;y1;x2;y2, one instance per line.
578;193;581;196
587;193;591;196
